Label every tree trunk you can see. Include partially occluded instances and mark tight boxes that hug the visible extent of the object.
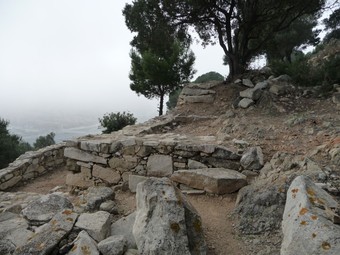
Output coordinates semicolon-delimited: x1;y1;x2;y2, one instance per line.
158;93;164;116
227;54;244;79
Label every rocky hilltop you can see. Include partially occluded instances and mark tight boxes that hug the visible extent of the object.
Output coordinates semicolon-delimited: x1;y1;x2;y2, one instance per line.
0;69;340;255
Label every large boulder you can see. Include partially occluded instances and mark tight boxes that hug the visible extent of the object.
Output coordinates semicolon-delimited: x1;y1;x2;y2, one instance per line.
171;168;247;195
15;209;78;255
281;176;340;255
133;178;207;255
22;193;73;225
235;183;287;235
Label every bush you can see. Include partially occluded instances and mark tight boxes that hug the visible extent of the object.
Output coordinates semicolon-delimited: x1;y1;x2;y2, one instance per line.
34;132;56;149
194;71;224;83
0;118;32;168
99;112;137;134
166;88;182;110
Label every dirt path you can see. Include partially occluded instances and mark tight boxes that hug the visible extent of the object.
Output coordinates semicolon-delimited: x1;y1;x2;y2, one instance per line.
188;194;248;255
10;168;247;255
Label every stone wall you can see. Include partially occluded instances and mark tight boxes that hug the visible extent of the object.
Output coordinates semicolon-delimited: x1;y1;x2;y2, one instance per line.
0;143;66;190
63;132;242;189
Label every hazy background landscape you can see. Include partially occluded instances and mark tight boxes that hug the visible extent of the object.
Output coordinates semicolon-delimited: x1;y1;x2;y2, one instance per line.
0;0;229;144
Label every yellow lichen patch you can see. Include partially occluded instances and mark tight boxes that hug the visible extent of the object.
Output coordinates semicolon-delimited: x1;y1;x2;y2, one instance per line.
291;188;299;193
291;188;299;199
312;233;317;238
321;241;331;250
193;218;202;233
62;209;73;215
300;221;308;226
51;219;57;225
307;188;316;197
81;245;91;255
299;207;308;216
311;215;318;220
67;217;74;222
170;222;180;233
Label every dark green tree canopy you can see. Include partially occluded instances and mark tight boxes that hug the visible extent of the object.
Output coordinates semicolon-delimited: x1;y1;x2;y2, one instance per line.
134;0;326;78
123;0;196;116
323;6;340;42
99;112;137;134
0;118;32;169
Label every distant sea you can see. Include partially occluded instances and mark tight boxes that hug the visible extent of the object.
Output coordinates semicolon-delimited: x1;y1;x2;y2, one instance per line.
9;123;102;145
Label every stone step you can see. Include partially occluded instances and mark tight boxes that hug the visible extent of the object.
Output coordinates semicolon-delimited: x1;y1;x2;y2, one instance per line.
171;168;247;195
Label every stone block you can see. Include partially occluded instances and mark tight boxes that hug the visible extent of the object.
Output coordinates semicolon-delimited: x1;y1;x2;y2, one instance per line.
147;155;173;177
129;175;149;193
64;147;107;164
171;168;247;194
76;211;112;242
92;165;121;184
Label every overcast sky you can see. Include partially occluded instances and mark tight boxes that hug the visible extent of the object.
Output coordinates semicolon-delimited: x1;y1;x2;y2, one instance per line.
0;0;228;126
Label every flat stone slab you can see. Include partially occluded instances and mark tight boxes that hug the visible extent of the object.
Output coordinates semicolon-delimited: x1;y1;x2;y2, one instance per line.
15;209;78;255
64;147;107;164
171;168;248;194
281;176;340;255
22;194;73;225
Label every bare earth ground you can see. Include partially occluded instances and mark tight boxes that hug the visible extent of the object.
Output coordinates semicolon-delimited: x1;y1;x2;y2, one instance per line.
10;82;340;255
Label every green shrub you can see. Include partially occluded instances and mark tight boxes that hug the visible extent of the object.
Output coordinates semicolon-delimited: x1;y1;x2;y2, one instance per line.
34;132;56;149
166;88;182;110
99;112;137;134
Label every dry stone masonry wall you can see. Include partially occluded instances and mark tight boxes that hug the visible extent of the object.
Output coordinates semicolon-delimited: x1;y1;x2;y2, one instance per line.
63;132;244;193
0;144;66;190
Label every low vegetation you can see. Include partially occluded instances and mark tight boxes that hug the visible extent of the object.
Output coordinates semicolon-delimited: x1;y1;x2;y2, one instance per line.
99;111;137;134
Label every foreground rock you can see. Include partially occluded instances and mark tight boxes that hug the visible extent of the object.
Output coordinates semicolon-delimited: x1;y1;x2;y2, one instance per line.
133;178;207;255
22;193;73;225
68;230;99;255
15;209;78;255
75;211;112;242
171;168;247;195
281;176;340;255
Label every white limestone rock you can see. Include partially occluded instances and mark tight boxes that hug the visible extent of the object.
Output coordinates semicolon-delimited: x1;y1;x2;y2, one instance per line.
98;235;127;255
76;211;112;242
67;230;99;255
147;154;173;177
281;176;340;255
22;193;73;225
111;212;137;249
133;178;207;255
238;98;255;108
15;209;78;255
171;168;247;194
